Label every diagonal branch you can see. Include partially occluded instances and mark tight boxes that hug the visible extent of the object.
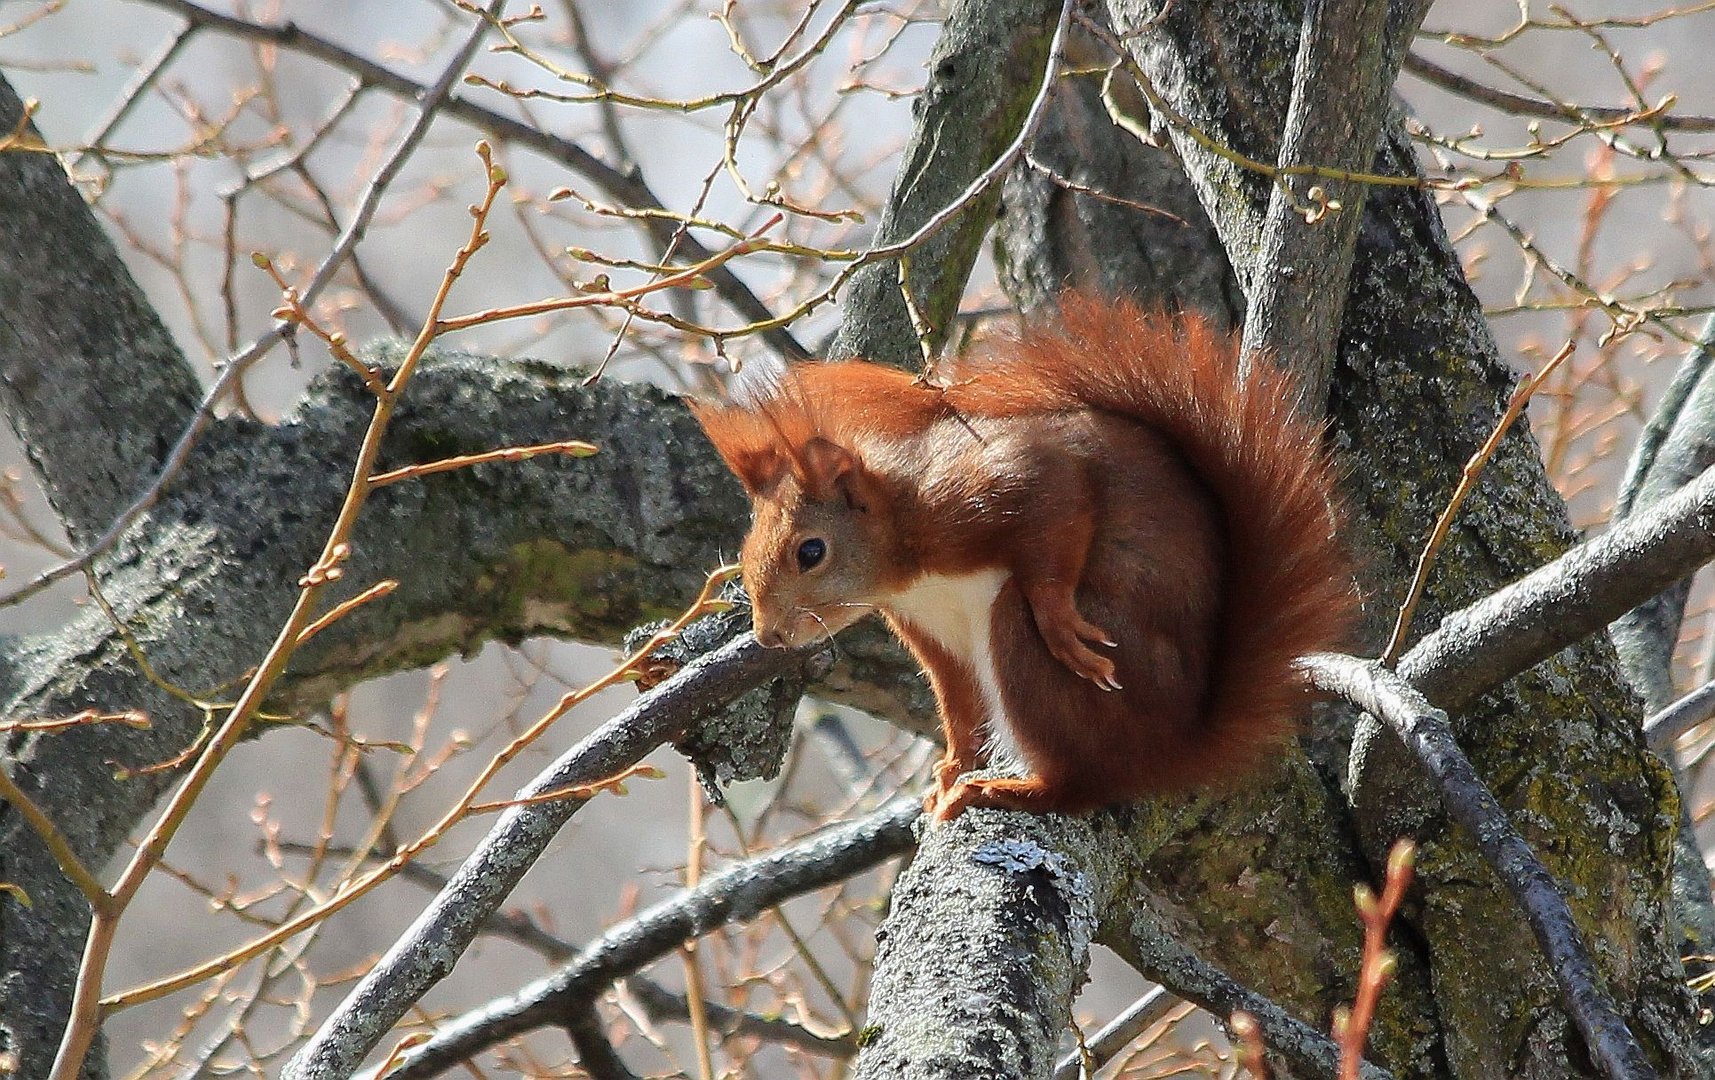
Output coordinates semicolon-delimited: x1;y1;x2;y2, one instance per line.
1398;461;1715;711
1402;51;1715;133
282;629;814;1080
1119;908;1397;1080
1303;653;1656;1080
375;797;920;1079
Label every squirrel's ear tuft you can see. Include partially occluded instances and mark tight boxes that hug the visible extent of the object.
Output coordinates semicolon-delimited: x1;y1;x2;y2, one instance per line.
728;444;789;496
799;436;869;511
689;399;787;496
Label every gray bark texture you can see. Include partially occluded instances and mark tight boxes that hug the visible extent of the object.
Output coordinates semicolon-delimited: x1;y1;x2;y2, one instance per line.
1;0;1711;1074
826;0;1060;365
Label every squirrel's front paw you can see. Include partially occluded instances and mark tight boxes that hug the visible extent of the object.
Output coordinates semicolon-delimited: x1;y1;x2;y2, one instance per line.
1026;589;1122;690
1040;623;1122;691
930;780;973;822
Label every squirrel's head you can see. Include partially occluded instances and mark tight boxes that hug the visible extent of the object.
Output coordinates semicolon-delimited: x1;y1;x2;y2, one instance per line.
692;392;897;649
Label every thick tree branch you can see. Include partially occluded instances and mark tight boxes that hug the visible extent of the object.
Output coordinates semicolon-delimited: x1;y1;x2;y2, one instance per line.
993;24;1242;326
1610;315;1715;711
0;2;498;610
853;810;1091;1079
1238;0;1429;404
0;80;200;542
1398;462;1715;711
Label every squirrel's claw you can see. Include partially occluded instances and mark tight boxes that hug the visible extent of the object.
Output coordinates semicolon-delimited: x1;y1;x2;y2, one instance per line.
1041;624;1122;690
1029;592;1123;690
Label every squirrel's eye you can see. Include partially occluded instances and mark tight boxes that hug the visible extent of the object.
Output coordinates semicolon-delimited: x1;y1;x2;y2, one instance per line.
796;538;826;572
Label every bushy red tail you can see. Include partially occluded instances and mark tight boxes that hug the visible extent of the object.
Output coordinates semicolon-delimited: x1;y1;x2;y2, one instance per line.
954;295;1357;777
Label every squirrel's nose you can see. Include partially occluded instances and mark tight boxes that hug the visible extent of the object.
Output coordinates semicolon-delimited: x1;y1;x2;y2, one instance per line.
756;625;787;649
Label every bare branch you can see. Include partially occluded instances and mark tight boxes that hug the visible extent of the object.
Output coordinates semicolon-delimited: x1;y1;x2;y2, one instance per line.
1646;680;1715;753
1051;987;1177;1080
375;797;919;1079
1399;461;1715;712
562;1003;641;1080
1610;316;1715;710
1303;653;1655;1080
132;0;807;361
1402;51;1715;133
1121;905;1397;1080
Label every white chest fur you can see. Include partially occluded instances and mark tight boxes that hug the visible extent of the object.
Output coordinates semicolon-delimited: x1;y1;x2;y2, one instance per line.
886;568;1022;771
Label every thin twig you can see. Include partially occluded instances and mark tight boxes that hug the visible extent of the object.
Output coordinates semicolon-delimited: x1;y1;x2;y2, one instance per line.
367;439;598;488
1384;340;1575;662
681;771;717;1080
293;580;397;645
66;29;195;179
1403;51;1715;133
134;0;809;360
1338;841;1414;1080
0;768;106;905
0;710;149;735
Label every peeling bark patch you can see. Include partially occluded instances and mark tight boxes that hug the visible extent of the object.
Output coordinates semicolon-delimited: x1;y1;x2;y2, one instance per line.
973;837;1097;970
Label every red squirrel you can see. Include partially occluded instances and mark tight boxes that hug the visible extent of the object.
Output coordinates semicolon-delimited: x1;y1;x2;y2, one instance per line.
692;296;1353;820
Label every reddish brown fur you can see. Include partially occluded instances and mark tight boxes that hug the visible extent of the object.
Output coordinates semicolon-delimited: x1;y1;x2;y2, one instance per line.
692;295;1354;818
